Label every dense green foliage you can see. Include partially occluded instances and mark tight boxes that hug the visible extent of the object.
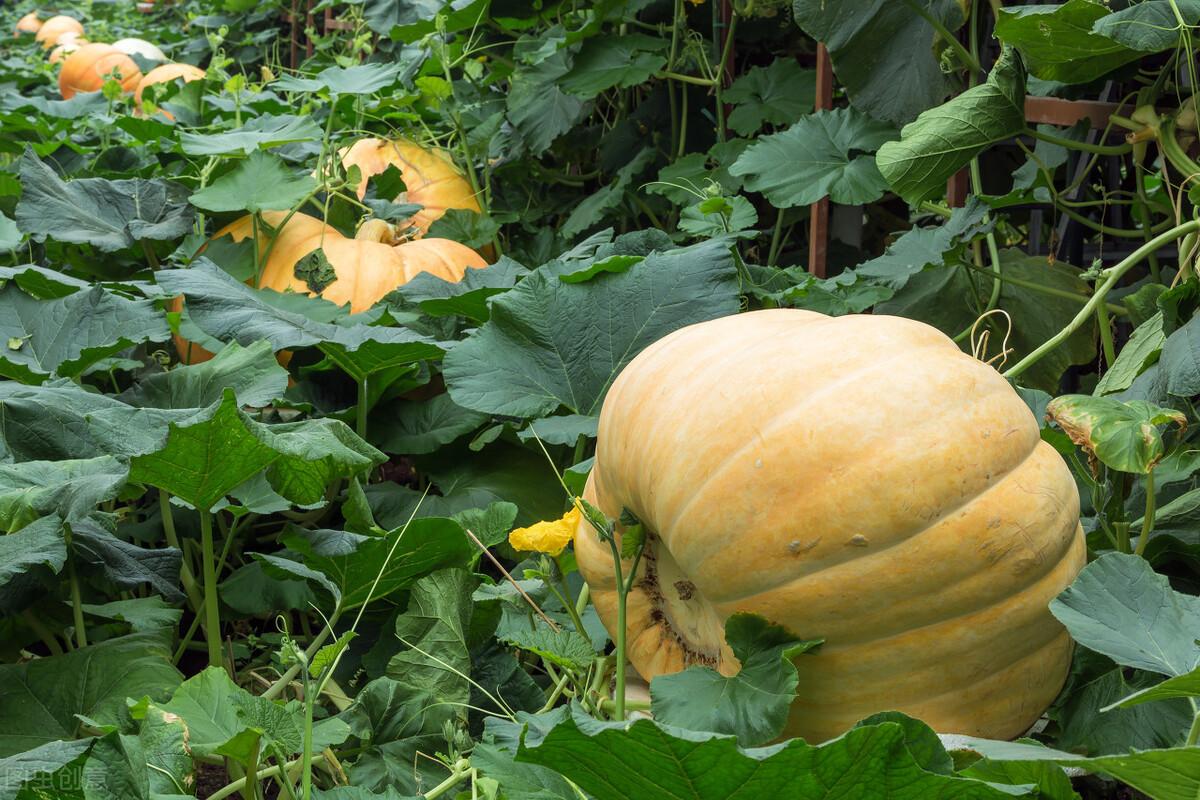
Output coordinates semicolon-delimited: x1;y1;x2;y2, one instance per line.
2;0;1200;798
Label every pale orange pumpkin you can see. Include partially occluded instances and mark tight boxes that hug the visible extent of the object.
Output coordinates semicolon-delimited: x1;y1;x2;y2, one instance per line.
35;15;83;49
48;34;86;65
59;43;141;99
135;63;204;118
339;138;481;236
574;309;1086;743
14;12;41;36
172;212;486;363
112;37;165;62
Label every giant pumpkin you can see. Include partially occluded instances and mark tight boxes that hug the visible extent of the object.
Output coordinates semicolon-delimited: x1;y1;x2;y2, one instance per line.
59;43;141;99
339;138;480;236
172;212;486;363
574;309;1086;743
135;63;205;116
35;15;83;49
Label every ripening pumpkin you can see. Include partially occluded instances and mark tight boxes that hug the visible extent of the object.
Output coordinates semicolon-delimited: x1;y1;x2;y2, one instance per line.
48;34;86;65
574;309;1086;743
59;43;141;99
14;12;41;36
112;37;165;62
171;212;487;363
35;15;83;49
135;63;204;117
339;138;481;236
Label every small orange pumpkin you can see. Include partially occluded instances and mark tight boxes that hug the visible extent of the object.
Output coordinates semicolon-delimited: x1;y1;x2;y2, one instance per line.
59;43;141;99
135;63;205;117
172;212;487;363
339;139;481;237
48;34;86;65
35;15;83;49
14;12;41;36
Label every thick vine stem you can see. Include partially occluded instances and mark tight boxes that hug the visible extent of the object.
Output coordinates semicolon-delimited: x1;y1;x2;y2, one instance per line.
1004;219;1200;380
200;511;222;667
1028;126;1132;157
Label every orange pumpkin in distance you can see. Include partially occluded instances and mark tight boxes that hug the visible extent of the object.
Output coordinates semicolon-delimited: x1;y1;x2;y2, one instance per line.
339;139;481;237
171;212;486;363
48;34;86;65
35;15;83;49
59;43;141;99
14;12;41;36
135;63;204;117
574;309;1086;743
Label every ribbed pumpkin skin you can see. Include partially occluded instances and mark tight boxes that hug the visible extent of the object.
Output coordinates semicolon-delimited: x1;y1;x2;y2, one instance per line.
172;212;486;363
135;63;204;105
14;13;41;36
35;15;83;49
48;35;85;65
59;44;141;99
340;139;480;236
574;309;1086;743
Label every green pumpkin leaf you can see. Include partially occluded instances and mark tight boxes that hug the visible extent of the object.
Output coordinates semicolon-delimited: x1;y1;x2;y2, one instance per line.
995;0;1147;84
443;237;739;418
730;108;897;207
394;256;527;322
500;626;596;672
1046;395;1185;475
0;739;93;800
0;630;181;758
0;458;128;531
876;48;1026;206
650;614;822;746
518;708;1019;799
558;35;667;97
190;151;317;214
373;394;488;455
178;114;323;156
15;149;194;252
725;59;816;136
791;0;965;125
118;340;289;410
1050;552;1200;677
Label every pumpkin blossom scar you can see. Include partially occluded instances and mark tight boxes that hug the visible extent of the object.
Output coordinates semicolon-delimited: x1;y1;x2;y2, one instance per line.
508;504;582;556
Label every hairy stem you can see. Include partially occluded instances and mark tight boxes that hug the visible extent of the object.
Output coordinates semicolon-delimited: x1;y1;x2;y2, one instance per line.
199;510;222;667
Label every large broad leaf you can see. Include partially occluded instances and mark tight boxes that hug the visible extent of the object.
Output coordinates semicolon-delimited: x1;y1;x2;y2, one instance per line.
275;518;474;609
0;284;171;383
394;256;527;322
0;514;67;612
558;35;667;97
1159;312;1200;397
518;707;1017;800
650;614;822;746
1092;0;1200;53
361;0;488;40
71;516;184;603
724;58;816;137
1045;395;1185;474
853;200;990;288
730;108;897;207
1055;661;1191;754
0;631;182;757
178;114;323;156
506;51;588;156
386;568;478;704
995;0;1149;84
128;389;383;512
189;151;317;214
273;63;411;96
956;738;1200;800
372;394;488;455
15;150;193;252
877;48;1026;205
118;340;288;409
443;238;739;417
0;739;93;800
791;0;966;125
1097;312;1165;395
157;260;443;380
1050;552;1200;677
0;458;128;531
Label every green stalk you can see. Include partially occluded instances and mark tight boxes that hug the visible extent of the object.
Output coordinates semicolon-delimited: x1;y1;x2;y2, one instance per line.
208;755;327;800
421;759;473;800
605;537;627;722
356;377;369;440
262;609;341;700
1028;126;1133;156
713;12;738;143
160;490;204;615
1134;174;1164;283
172;612;204;665
199;510;222;668
64;523;87;649
667;0;684;155
22;609;64;656
1054;202;1175;238
1135;470;1157;557
1005;220;1200;380
1187;700;1200;746
903;0;982;74
1098;301;1117;367
767;207;786;266
959;261;1128;314
240;740;260;800
301;677;314;800
571;433;587;468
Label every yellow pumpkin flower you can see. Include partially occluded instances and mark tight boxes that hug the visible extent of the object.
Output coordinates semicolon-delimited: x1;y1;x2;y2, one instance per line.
508;505;581;556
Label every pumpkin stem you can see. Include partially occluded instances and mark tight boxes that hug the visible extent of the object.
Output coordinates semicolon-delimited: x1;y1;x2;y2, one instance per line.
356;218;396;245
